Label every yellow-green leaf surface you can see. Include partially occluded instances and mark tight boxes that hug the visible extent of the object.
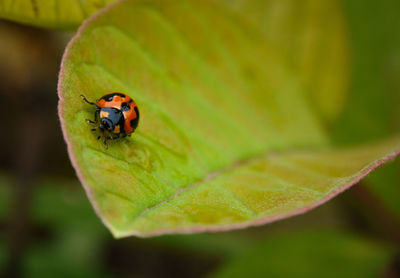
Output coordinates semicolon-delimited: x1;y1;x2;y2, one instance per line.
58;0;400;238
0;0;115;29
222;0;349;124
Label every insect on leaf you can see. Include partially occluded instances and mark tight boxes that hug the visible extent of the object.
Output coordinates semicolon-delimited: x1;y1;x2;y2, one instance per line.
58;0;400;237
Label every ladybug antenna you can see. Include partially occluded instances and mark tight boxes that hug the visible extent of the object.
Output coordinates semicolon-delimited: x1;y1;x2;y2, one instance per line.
81;95;99;108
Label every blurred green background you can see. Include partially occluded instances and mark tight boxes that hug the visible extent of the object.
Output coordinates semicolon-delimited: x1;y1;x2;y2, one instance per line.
0;0;399;277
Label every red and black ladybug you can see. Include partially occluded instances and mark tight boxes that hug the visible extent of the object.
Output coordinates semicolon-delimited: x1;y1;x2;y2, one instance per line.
81;93;139;147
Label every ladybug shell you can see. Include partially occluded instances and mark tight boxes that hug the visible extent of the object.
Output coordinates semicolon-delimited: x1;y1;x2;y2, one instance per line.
97;93;139;134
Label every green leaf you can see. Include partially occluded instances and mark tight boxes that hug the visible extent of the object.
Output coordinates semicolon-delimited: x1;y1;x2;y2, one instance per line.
58;0;400;238
26;181;113;278
0;0;115;29
332;0;400;218
211;231;394;278
221;0;350;124
0;176;112;278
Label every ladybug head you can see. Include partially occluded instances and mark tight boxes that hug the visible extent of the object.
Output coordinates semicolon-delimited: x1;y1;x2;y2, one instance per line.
98;107;123;133
100;118;114;132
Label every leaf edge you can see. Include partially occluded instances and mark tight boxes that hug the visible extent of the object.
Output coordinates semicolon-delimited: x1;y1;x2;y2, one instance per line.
57;0;400;239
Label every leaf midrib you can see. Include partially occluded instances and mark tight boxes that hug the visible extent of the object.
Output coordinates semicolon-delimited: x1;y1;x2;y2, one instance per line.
131;149;327;221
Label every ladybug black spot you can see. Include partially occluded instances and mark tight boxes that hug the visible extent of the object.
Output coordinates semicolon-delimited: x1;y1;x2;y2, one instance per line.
121;102;130;111
130;106;140;131
101;92;126;102
130;118;138;130
114;93;126;98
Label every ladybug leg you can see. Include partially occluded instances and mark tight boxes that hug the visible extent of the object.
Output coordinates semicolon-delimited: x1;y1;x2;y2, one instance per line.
86;109;99;124
103;138;108;149
94;109;99;122
110;134;121;140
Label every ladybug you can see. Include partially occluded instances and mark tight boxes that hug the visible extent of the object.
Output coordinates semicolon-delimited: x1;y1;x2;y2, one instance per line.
81;93;139;147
